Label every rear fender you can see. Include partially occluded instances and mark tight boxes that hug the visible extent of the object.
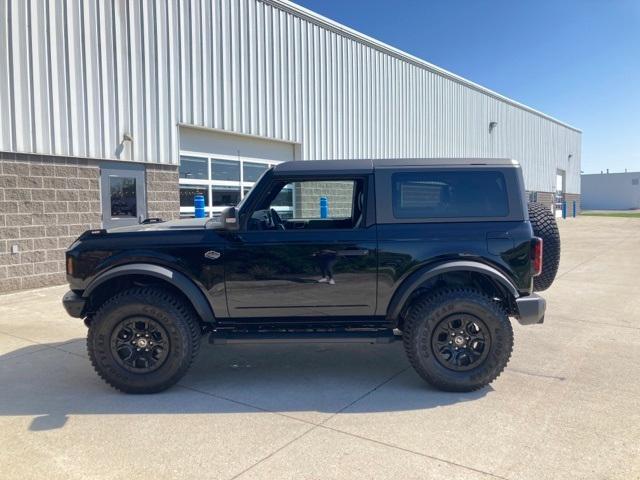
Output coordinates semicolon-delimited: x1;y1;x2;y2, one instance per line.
386;260;520;325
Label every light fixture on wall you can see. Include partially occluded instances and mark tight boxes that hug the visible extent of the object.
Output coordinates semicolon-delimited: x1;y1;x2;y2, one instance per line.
489;121;498;133
568;154;573;162
115;133;133;158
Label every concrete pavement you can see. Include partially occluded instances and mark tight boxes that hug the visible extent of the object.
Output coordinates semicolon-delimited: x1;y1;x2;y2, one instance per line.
1;216;639;479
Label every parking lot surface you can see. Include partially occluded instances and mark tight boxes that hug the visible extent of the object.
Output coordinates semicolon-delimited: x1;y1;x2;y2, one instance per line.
1;216;639;480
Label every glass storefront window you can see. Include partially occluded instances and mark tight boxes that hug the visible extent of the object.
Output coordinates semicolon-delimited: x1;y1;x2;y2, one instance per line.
179;156;208;180
180;185;209;208
243;162;268;182
272;185;293;207
179;154;278;217
212;186;241;206
211;159;240;182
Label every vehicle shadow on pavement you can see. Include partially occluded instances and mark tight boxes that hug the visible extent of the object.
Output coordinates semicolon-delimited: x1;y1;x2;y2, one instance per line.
0;340;489;431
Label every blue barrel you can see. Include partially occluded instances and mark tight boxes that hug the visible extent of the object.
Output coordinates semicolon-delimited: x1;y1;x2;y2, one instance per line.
320;196;328;219
194;194;205;218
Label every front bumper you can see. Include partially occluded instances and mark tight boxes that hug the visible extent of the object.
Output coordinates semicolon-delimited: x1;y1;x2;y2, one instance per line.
515;293;546;325
62;290;87;318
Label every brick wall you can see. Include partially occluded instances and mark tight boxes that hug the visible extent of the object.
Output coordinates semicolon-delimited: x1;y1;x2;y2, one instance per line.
295;181;354;218
146;164;180;221
0;152;102;292
532;191;555;210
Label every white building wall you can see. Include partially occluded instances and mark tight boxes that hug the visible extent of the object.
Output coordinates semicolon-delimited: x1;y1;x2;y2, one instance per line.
0;0;581;193
581;173;640;210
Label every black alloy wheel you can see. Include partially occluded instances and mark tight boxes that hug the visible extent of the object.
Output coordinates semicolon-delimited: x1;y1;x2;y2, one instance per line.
110;317;170;373
403;289;513;392
431;314;491;371
87;287;201;394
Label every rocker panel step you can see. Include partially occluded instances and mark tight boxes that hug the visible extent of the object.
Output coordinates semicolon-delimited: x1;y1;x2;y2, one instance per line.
208;330;398;345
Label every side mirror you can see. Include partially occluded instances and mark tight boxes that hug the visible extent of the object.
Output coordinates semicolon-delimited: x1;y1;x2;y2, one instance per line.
217;206;239;231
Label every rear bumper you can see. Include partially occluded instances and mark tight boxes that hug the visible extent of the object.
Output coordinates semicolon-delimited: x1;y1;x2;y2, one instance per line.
62;290;87;318
515;293;546;325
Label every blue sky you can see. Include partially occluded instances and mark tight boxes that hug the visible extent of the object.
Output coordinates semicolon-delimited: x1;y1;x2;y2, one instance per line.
294;0;640;174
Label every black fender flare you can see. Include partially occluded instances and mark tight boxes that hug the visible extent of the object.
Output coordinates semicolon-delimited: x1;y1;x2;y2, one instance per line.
386;260;520;323
83;263;216;323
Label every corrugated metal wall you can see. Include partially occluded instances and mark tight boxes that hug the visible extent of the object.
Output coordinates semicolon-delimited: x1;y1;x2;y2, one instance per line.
0;0;581;193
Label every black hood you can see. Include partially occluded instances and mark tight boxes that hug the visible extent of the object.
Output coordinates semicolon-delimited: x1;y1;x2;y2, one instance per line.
106;218;209;233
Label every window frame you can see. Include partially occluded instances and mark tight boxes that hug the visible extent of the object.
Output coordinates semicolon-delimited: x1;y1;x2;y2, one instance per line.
241;174;369;232
178;150;285;217
374;166;526;224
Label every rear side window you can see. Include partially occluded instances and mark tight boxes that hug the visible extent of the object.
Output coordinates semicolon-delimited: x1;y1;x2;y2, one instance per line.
392;171;509;219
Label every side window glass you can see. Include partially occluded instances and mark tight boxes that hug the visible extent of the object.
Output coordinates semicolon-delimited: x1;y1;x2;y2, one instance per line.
248;180;362;231
392;171;509;219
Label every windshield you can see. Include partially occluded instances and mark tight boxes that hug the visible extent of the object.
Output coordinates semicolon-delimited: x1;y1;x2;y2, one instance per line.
236;167;272;211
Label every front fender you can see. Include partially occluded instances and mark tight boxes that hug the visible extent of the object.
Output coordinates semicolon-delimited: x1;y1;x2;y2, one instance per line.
385;260;520;323
83;263;216;323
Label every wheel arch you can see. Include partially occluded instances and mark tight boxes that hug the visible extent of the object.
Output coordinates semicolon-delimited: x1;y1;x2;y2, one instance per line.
83;264;216;324
387;261;520;329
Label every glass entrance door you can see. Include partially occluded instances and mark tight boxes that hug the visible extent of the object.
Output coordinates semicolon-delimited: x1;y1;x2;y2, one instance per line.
100;165;147;229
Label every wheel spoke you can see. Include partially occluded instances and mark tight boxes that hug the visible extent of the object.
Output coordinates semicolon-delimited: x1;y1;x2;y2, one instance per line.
110;316;170;374
431;314;491;372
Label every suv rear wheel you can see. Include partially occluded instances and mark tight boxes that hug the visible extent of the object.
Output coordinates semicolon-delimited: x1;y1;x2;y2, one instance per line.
87;287;201;393
403;289;513;392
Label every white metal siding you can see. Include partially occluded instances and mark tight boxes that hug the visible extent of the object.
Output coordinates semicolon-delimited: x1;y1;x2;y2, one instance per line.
0;0;581;193
582;173;640;210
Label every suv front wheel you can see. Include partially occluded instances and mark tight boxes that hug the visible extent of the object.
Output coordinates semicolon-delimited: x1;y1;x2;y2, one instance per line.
87;287;201;393
403;289;513;392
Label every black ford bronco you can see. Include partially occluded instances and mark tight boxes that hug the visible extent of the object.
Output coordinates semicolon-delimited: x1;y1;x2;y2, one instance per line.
63;158;560;393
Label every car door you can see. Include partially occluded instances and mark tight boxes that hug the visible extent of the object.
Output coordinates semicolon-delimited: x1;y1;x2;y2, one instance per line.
224;175;378;319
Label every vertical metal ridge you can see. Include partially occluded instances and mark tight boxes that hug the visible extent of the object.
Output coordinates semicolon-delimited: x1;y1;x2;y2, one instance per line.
0;0;580;193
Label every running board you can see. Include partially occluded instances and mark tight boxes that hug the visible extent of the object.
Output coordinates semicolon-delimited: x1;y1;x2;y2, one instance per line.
208;330;398;345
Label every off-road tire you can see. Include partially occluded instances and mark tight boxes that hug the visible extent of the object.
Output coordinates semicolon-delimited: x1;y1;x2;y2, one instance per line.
87;287;201;394
528;202;561;291
403;289;513;392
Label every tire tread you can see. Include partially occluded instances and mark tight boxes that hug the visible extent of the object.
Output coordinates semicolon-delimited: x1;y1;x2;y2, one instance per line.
403;288;513;392
87;286;201;393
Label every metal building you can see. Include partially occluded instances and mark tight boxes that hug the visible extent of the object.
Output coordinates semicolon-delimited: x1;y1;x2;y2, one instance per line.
582;172;640;210
0;0;581;292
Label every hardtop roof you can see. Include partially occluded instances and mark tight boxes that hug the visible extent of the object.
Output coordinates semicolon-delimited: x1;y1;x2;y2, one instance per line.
272;158;519;175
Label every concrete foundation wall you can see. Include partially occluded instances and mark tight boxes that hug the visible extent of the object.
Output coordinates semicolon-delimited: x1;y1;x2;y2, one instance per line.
0;153;102;292
0;153;179;293
146;165;180;221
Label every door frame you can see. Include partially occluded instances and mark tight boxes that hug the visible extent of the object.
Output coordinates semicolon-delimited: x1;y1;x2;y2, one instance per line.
100;162;147;229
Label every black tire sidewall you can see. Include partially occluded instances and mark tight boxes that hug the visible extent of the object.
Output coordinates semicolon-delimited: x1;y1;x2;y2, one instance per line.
528;202;561;292
88;289;195;393
405;291;513;391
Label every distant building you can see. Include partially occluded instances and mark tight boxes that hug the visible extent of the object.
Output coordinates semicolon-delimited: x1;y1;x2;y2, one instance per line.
581;172;640;210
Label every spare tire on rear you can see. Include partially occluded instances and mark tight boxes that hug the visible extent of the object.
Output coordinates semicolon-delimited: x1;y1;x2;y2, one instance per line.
528;202;561;291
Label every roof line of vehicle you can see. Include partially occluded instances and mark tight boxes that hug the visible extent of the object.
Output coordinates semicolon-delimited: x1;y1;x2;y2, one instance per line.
265;0;581;133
